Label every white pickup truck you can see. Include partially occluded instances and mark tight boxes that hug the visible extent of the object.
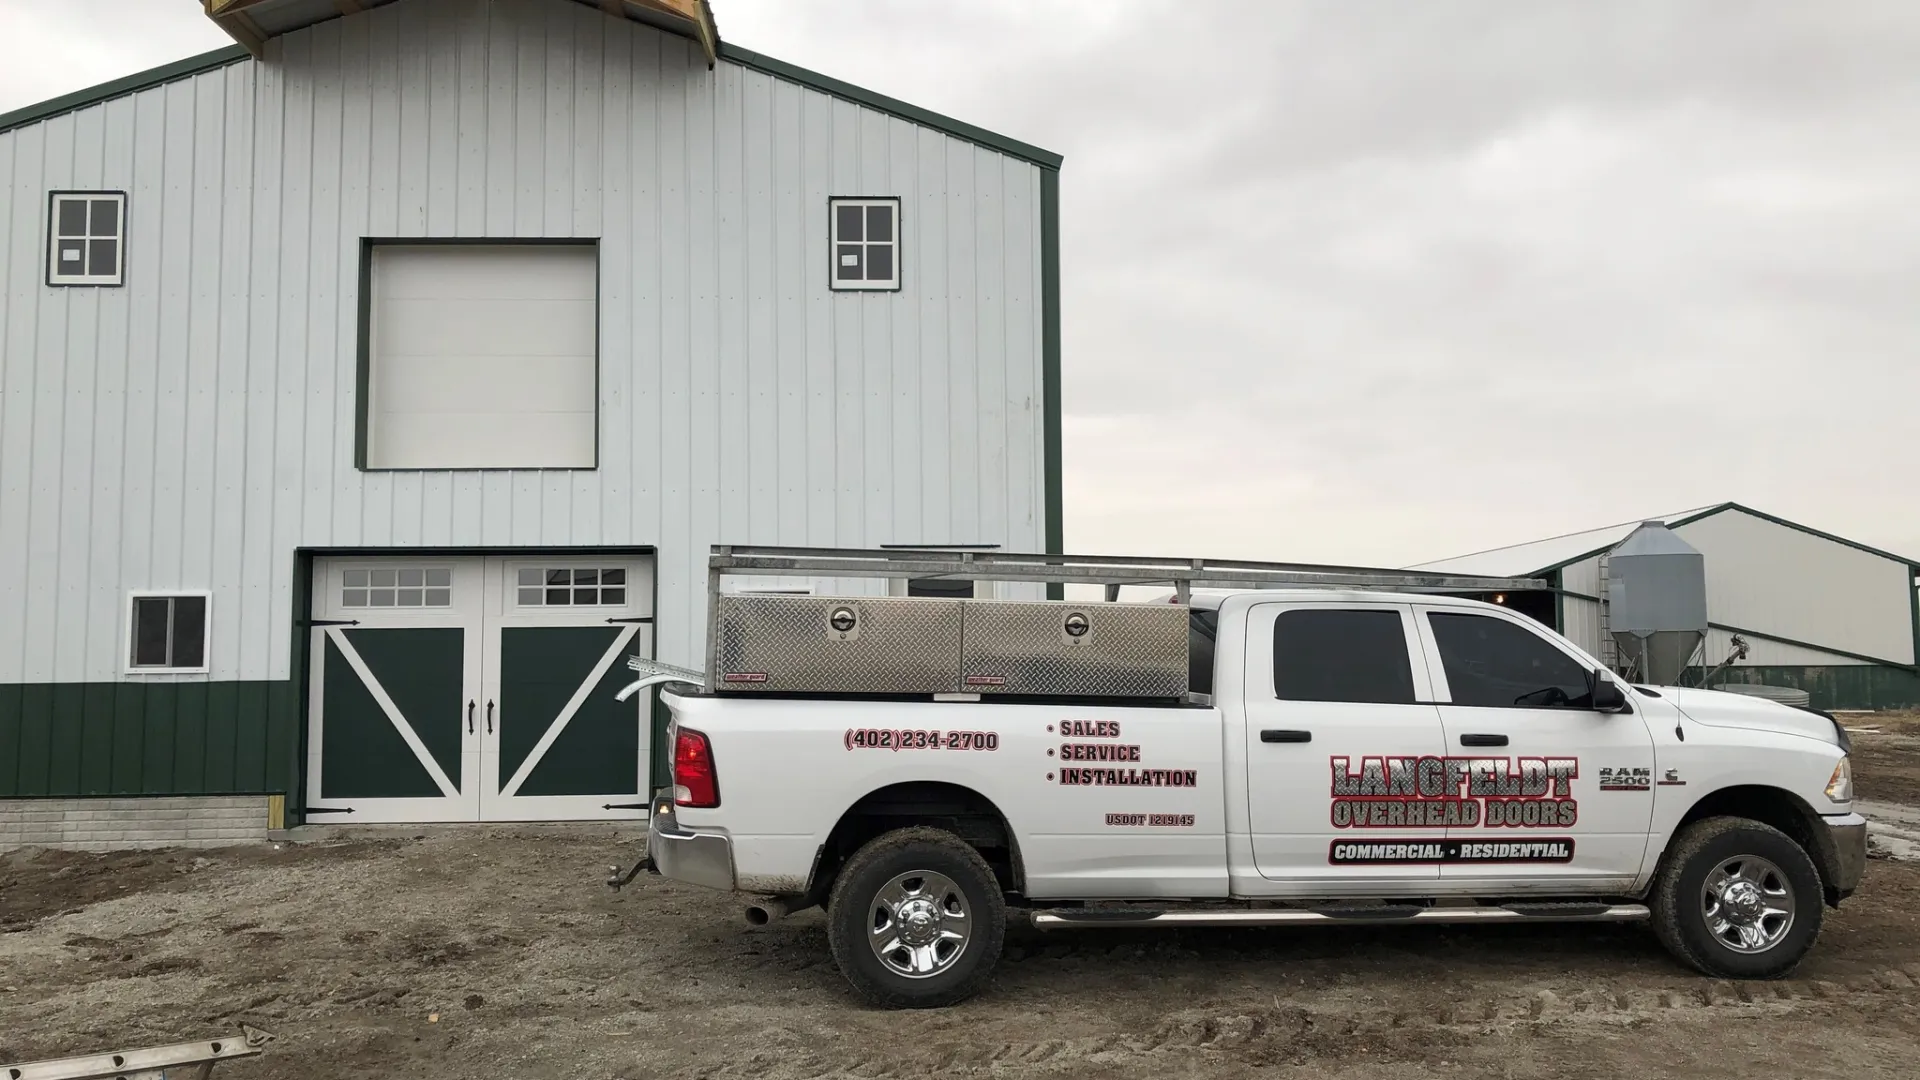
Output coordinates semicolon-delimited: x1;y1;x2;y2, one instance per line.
630;553;1866;1009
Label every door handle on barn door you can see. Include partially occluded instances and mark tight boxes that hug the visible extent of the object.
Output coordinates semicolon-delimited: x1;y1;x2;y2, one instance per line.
486;700;494;735
1459;733;1508;747
1260;729;1312;743
467;700;475;735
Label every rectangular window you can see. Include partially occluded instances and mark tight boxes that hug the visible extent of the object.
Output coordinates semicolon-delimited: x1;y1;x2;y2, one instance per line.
363;243;597;470
1273;609;1416;704
907;578;973;599
1428;612;1595;709
516;567;627;607
829;198;900;290
342;568;453;608
48;191;126;286
128;593;209;672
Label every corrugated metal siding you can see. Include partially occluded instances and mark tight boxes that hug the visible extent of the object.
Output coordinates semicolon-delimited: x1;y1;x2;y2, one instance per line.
1674;510;1913;667
1707;666;1920;711
0;0;1047;685
1701;627;1875;668
1560;594;1603;656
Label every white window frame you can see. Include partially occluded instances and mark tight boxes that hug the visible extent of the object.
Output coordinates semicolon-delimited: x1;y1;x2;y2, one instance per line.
124;591;213;675
48;191;127;287
510;565;636;609
339;565;457;610
829;197;901;291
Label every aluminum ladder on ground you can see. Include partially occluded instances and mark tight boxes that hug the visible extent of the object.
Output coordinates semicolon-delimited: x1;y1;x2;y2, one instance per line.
3;1027;271;1080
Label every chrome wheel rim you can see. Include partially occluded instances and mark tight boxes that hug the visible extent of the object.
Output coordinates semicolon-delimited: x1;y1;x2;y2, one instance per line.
1700;854;1795;954
867;870;970;979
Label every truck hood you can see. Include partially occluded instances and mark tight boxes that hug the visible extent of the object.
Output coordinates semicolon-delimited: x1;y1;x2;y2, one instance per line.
1657;686;1843;747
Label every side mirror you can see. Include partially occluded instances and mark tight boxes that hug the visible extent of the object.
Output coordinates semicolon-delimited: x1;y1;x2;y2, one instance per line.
1591;672;1628;713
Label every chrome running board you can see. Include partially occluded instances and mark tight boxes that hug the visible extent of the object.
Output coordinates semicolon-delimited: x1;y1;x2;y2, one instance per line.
1029;903;1650;931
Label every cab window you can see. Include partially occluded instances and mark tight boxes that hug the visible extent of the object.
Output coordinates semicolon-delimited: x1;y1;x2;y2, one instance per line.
1272;609;1416;704
1427;612;1593;709
1189;608;1218;695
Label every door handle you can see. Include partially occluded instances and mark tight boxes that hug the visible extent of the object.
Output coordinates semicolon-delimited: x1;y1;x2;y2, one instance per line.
486;699;494;735
1460;733;1508;747
467;700;475;735
1261;729;1312;743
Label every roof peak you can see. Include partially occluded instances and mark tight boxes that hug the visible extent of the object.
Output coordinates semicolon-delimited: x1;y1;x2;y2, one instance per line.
205;0;719;64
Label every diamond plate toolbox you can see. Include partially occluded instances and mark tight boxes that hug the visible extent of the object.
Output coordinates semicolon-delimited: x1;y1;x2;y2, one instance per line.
713;594;965;694
960;600;1189;698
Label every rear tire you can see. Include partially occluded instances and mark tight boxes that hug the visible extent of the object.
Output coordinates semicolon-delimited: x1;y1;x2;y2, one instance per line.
1651;816;1823;978
826;826;1006;1008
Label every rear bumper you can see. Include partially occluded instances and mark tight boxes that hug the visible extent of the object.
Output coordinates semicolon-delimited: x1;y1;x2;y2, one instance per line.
1825;812;1867;902
647;793;736;892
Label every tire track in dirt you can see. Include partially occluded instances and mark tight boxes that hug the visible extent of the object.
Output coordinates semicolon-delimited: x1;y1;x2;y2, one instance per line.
719;963;1920;1079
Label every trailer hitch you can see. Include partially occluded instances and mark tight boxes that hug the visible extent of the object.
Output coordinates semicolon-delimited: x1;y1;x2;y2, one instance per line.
607;855;654;891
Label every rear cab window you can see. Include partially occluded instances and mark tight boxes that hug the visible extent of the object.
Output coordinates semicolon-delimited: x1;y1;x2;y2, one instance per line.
1272;609;1416;704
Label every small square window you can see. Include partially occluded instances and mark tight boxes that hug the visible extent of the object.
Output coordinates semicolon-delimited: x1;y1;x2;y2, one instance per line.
127;593;210;672
828;198;900;291
48;192;127;287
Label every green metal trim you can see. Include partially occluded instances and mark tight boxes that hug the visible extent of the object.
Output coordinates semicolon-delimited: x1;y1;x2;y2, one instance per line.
717;43;1063;171
1530;504;1734;575
1716;503;1920;569
0;40;1072;174
290;550;313;827
0;46;252;136
1707;622;1915;671
1909;566;1919;672
299;544;658;557
1551;569;1565;633
1532;502;1920;578
1040;168;1064;600
355;243;373;470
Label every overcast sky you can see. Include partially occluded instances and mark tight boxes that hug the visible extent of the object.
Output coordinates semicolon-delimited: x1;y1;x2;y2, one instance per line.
5;0;1917;568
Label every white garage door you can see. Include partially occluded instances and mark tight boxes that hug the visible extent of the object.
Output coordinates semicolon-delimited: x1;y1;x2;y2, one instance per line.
366;244;597;470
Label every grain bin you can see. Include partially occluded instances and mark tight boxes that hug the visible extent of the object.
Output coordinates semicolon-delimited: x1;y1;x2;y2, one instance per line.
1606;522;1708;685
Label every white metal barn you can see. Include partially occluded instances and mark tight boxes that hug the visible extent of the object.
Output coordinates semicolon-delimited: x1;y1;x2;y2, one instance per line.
1411;503;1920;711
0;0;1062;839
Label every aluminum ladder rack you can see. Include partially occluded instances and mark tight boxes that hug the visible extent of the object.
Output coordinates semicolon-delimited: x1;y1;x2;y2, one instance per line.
705;545;1548;602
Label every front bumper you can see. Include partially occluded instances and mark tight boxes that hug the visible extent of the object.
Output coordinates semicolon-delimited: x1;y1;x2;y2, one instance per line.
1825;812;1868;901
646;792;736;892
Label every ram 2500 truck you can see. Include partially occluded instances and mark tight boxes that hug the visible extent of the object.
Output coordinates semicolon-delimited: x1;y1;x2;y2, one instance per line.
625;548;1866;1008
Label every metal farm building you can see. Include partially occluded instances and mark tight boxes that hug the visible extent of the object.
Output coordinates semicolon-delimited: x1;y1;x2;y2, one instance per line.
1412;503;1920;711
0;0;1062;844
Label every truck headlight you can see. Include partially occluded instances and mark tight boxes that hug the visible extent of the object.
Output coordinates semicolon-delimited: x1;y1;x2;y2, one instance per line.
1825;757;1852;803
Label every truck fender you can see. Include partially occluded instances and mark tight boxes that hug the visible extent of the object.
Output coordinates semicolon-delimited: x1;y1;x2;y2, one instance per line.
805;781;1026;903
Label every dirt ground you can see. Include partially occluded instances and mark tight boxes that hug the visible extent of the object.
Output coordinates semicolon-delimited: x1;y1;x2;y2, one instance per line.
1849;710;1920;806
2;724;1918;1080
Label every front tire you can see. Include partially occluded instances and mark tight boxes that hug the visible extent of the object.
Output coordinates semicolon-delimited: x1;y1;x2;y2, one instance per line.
826;827;1006;1008
1651;816;1824;978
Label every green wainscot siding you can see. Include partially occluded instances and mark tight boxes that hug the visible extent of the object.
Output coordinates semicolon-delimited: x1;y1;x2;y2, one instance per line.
0;681;303;800
1705;666;1920;711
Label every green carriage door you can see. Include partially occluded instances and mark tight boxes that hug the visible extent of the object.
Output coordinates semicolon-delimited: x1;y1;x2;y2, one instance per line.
479;559;654;822
305;560;484;823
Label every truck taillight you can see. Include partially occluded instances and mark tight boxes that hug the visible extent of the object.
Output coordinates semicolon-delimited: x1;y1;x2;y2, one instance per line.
673;726;720;808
